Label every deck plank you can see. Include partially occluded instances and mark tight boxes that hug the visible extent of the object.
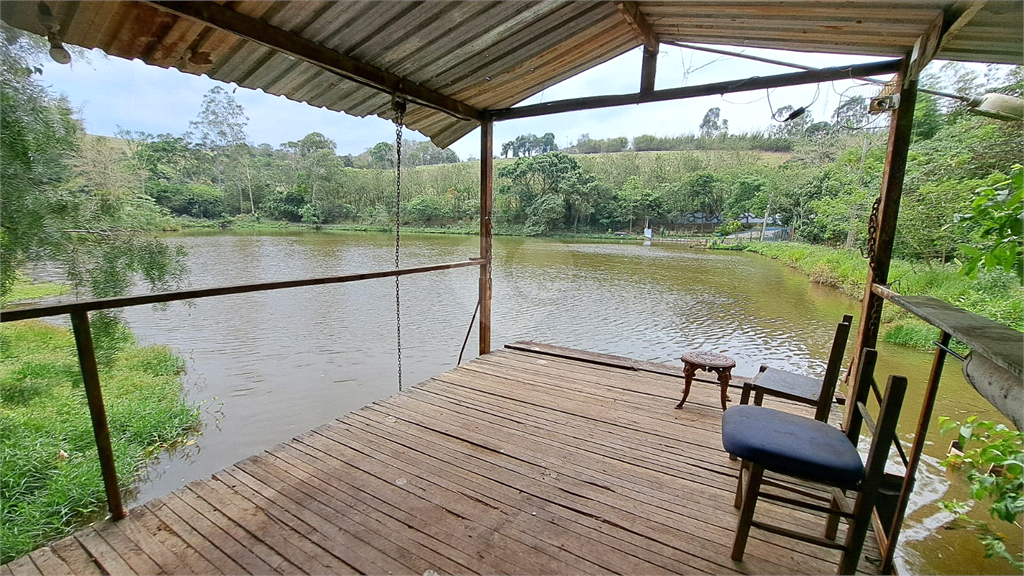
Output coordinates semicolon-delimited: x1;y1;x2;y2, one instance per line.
3;346;884;575
27;547;72;575
49;537;102;576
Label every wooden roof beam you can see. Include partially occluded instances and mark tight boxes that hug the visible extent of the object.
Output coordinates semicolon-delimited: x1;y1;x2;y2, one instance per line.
144;1;482;122
617;2;659;93
938;1;988;55
490;58;902;121
908;2;987;83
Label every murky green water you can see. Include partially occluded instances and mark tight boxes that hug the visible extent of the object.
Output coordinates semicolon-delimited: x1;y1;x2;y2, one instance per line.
114;231;1017;574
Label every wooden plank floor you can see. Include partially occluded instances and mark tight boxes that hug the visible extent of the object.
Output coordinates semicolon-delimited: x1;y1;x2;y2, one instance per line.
4;343;883;575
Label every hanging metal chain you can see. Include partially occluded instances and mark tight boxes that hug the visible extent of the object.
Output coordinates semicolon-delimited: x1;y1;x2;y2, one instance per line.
865;194;883;341
865;195;881;265
393;97;406;391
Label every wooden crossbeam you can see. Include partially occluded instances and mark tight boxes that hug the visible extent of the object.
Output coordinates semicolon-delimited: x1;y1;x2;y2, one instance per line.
144;1;482;122
490;58;902;121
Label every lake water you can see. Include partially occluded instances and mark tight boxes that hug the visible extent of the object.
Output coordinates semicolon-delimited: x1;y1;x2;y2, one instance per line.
109;231;1014;575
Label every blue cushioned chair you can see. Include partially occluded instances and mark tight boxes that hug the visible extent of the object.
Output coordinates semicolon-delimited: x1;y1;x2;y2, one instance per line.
722;348;907;575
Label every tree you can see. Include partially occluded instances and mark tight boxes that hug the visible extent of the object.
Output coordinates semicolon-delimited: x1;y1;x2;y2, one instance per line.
616;177;665;233
0;29;185;299
495;152;596;234
368;141;396;169
957;165;1023;284
187;86;248;200
188;86;248;151
699;107;728;138
282;132;337;205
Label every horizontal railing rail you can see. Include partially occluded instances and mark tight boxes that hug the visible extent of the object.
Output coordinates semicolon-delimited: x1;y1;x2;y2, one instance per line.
0;257;486;520
1;258;484;321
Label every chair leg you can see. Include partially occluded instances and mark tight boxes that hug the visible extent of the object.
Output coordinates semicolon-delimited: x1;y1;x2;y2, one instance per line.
733;460;748;508
824;492;843;540
838;501;872;575
732;463;764;561
754;390;765;406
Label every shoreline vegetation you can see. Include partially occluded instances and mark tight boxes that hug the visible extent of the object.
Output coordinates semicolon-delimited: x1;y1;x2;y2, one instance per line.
0;280;199;563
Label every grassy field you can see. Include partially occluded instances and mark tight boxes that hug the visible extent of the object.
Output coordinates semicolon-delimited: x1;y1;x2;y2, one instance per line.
0;309;198;561
0;275;68;305
740;242;1023;350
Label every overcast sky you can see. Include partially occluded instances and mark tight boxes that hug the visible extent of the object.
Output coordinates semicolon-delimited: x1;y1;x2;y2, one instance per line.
37;43;906;160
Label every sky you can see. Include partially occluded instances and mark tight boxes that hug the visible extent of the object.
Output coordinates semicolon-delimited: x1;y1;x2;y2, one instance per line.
35;42;913;160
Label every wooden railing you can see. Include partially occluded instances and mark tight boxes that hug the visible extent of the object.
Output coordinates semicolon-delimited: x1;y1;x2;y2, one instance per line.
869;282;1023;573
0;258;485;519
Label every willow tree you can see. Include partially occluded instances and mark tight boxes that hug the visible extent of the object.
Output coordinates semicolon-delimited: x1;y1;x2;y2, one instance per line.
0;26;185;300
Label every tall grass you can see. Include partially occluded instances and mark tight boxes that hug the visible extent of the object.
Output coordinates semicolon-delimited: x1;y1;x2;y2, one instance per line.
0;321;199;562
741;242;1023;350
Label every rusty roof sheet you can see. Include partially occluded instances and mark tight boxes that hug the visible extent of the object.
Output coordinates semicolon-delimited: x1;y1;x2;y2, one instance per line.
2;1;1019;148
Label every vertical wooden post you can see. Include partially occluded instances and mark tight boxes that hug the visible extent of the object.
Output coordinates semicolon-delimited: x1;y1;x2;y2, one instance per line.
847;58;917;405
69;310;126;520
479;115;493;356
640;45;658;93
880;329;950;573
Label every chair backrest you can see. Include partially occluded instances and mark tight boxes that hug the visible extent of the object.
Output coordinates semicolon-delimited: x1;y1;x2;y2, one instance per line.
838;349;908;574
814;313;854;421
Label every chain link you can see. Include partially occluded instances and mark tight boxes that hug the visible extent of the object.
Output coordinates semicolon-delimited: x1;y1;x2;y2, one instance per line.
393;99;405;392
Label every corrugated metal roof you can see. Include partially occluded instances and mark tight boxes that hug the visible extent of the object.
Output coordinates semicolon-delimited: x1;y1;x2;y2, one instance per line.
2;1;1019;148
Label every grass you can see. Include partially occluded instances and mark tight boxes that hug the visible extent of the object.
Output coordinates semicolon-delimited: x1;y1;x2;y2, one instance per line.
0;320;199;562
739;242;1023;351
0;274;68;305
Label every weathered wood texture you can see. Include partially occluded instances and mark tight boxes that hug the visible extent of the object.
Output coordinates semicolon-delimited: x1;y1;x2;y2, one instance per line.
3;347;882;575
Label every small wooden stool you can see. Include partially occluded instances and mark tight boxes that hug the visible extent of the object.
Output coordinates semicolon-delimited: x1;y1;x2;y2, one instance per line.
676;350;736;411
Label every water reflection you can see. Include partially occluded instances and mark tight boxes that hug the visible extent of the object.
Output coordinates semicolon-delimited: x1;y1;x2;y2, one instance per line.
113;231;1014;575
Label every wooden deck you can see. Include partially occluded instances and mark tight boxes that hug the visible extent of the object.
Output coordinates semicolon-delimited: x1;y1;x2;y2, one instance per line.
2;343;882;576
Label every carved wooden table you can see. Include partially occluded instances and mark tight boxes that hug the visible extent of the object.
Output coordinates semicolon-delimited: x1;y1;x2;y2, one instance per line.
675;350;737;411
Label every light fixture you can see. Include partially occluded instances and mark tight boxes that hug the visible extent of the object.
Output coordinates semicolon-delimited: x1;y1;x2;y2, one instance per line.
38;2;71;65
966;93;1024;122
46;29;71;65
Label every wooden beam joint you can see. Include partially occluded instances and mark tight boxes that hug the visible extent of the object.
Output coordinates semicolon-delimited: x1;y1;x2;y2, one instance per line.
618;1;659;92
144;1;482;122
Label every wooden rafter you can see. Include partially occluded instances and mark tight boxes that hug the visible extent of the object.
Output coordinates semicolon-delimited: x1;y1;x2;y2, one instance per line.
617;1;659;93
143;1;482;122
938;1;989;54
908;2;989;82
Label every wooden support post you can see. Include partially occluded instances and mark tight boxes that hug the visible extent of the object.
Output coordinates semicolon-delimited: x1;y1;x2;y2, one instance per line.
479;116;493;356
617;2;659;93
641;45;658;94
879;330;950;573
848;58;916;405
69;311;126;520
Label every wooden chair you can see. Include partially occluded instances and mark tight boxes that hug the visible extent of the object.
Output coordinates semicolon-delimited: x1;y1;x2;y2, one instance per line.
722;348;907;575
740;313;853;422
